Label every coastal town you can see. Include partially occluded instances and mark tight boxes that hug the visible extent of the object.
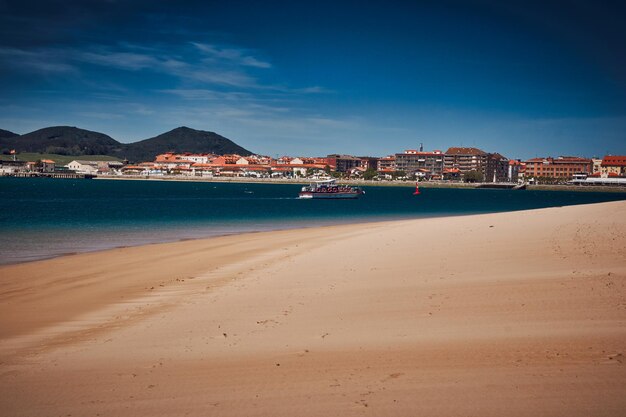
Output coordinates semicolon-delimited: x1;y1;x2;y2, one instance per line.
3;2;626;416
1;145;626;187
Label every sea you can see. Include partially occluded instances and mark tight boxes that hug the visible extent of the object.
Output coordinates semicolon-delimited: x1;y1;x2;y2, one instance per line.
1;177;625;265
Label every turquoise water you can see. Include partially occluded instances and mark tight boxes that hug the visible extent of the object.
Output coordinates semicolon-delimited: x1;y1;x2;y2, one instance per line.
1;177;625;264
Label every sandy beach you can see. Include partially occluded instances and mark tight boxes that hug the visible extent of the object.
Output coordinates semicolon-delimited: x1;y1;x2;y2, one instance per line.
1;201;625;416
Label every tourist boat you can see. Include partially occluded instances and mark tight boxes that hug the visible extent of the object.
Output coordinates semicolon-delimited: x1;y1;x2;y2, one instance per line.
299;179;364;199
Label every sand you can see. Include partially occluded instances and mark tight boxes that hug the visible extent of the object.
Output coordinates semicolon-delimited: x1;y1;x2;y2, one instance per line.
1;201;625;416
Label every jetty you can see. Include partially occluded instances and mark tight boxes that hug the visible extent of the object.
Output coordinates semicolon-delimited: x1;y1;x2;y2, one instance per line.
476;182;526;190
7;172;95;179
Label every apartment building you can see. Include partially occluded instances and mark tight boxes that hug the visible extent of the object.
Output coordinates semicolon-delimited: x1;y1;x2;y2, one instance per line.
395;149;444;178
524;156;592;179
484;153;509;182
444;147;486;173
357;156;380;171
326;154;362;173
444;147;509;182
600;155;626;176
376;155;396;173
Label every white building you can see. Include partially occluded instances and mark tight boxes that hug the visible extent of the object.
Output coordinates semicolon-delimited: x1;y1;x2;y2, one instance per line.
179;154;213;164
66;160;98;175
0;160;27;175
65;160;124;175
592;158;602;174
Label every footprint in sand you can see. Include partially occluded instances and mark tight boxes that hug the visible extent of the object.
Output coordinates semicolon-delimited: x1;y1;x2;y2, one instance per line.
382;372;404;382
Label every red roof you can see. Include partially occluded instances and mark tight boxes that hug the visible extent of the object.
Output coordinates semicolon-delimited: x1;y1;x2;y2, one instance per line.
445;147;486;155
601;155;626;167
554;156;592;163
524;157;591;165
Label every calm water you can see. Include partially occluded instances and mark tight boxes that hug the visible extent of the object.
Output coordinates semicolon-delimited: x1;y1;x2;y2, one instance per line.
1;177;625;264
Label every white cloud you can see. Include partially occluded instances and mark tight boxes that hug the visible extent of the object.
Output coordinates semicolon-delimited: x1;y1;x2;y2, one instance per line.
192;42;271;68
0;40;353;154
0;42;271;89
0;47;77;74
75;111;126;120
74;46;260;88
293;86;333;94
158;89;254;101
78;51;160;70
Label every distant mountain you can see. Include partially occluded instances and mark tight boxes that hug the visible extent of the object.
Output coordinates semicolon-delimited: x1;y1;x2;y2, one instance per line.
0;129;19;139
122;126;253;162
0;125;252;162
0;126;123;156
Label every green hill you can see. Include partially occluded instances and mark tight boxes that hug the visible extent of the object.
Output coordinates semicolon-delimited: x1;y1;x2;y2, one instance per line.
0;126;253;162
0;129;18;139
123;127;252;162
0;126;122;156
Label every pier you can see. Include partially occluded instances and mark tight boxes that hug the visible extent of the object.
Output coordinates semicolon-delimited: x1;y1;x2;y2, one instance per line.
4;172;95;179
476;183;526;190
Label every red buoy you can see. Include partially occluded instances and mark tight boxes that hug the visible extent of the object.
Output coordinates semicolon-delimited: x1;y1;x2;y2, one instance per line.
413;182;421;195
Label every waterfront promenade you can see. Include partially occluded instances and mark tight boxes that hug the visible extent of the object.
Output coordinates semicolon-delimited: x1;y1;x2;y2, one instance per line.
95;174;626;192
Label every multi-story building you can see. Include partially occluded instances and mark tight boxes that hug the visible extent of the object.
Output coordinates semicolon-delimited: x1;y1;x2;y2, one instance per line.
508;160;522;182
444;147;487;174
40;159;56;173
592;158;603;174
376;155;396;173
0;159;27;175
395;149;444;178
523;156;592;179
484;153;509;182
600;155;626;176
326;154;362;173
357;156;380;171
444;147;508;182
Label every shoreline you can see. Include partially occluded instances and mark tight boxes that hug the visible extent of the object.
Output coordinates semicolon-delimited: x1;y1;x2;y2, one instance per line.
3;197;623;267
5;177;626;269
0;217;411;341
1;200;625;416
1;199;624;339
92;174;626;192
0;206;512;267
5;173;626;192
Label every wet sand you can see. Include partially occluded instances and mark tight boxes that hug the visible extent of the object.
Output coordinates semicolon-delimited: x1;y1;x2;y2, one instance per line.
1;201;625;416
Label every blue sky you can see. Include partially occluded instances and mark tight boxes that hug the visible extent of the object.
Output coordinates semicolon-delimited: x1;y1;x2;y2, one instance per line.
0;0;625;158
